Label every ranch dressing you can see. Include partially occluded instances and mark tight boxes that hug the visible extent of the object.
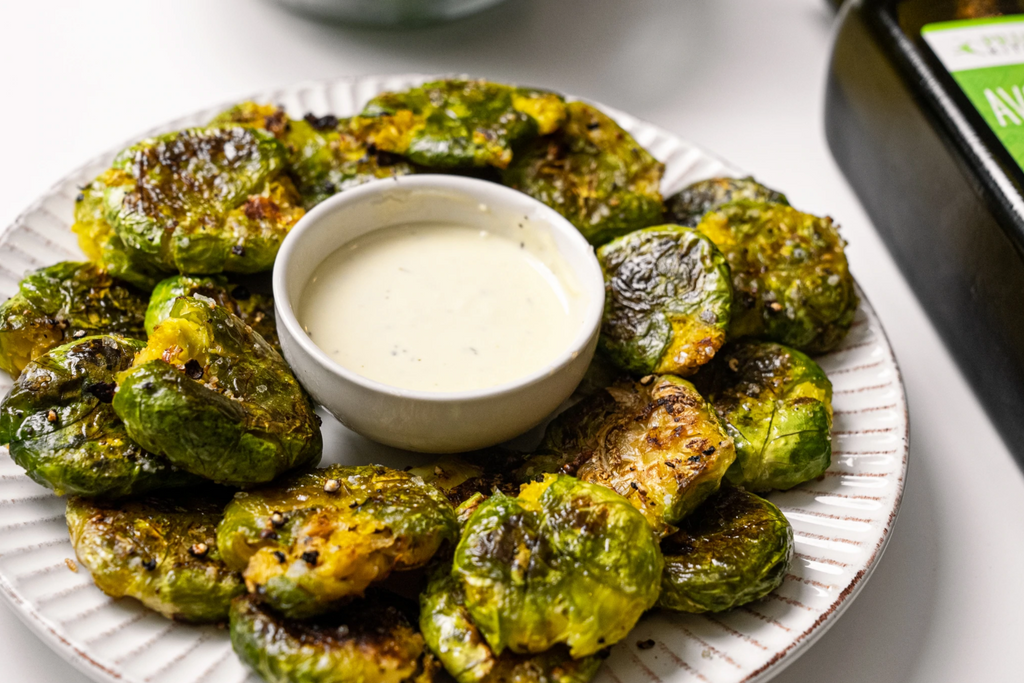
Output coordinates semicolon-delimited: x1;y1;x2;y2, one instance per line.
299;222;582;393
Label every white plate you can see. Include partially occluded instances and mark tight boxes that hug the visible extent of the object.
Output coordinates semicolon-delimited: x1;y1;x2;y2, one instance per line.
0;74;908;683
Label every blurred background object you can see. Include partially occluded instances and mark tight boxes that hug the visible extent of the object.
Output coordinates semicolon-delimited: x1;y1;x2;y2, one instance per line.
272;0;508;27
826;0;1024;468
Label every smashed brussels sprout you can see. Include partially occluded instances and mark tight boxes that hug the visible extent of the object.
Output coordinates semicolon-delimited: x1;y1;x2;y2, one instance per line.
597;225;732;376
0;336;198;498
421;565;603;683
454;474;662;658
231;593;438;683
693;341;832;491
217;465;459;619
103;125;304;274
409;452;524;509
359;79;566;169
503;101;664;245
0;261;148;378
658;486;793;613
518;376;735;533
145;274;277;349
66;489;244;623
696;200;858;352
664;177;789;227
210;102;417;209
113;297;322;486
72;176;169;289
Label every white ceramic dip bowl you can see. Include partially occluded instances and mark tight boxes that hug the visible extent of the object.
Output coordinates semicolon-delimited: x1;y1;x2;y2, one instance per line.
273;174;605;453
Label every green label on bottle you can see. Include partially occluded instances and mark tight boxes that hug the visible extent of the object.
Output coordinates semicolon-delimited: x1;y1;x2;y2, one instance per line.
924;15;1024;170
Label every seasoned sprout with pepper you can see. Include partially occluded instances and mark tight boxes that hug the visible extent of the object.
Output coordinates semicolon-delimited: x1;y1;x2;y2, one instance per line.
409;451;524;509
503;101;664;245
453;474;663;658
66;489;244;623
359;79;566;170
231;592;438;683
693;341;833;492
696;200;857;353
103;125;304;274
420;565;603;683
597;225;733;376
113;297;322;486
0;335;198;498
518;375;735;533
664;177;789;227
72;177;169;290
0;261;148;378
145;274;278;349
217;465;459;619
210;101;417;209
658;486;793;613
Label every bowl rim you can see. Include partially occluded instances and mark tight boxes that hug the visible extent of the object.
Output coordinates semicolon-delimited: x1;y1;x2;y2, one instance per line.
273;173;606;403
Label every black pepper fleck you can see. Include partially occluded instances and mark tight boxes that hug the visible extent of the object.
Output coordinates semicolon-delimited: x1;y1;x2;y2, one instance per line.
183;359;204;380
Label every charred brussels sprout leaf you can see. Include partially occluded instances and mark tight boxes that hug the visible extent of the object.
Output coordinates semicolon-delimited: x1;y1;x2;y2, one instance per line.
421;565;603;683
72;176;170;290
113;297;322;486
409;451;524;510
217;465;458;619
518;376;734;533
503;101;664;245
0;261;148;378
359;79;566;169
664;177;789;227
693;341;832;491
0;336;198;498
658;486;793;613
231;593;438;683
103;125;304;274
597;225;732;376
66;489;244;623
696;200;858;352
208;101;293;137
210;101;417;209
454;474;663;658
145;274;277;349
285;114;417;209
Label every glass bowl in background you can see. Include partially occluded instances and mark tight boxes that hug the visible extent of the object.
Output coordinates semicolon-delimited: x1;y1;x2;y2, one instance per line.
273;0;509;26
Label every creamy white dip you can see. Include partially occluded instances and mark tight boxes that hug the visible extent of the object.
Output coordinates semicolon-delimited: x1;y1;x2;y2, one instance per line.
299;221;584;393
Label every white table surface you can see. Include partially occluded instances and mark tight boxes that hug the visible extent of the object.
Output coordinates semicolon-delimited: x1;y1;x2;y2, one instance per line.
0;0;1021;680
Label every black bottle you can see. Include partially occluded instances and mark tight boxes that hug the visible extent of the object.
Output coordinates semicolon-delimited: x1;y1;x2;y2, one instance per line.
826;0;1024;464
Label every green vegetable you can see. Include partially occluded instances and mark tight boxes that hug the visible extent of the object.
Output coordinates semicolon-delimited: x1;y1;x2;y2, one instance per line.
72;176;170;289
210;101;417;209
0;261;148;378
113;297;322;486
453;474;663;658
658;485;793;613
420;564;603;683
696;200;858;353
518;376;735;533
103;125;304;274
230;593;438;683
217;464;458;619
664;177;788;227
597;225;733;376
693;341;832;491
360;79;566;169
66;489;244;623
145;274;277;349
408;451;524;509
503;101;664;245
0;335;198;498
